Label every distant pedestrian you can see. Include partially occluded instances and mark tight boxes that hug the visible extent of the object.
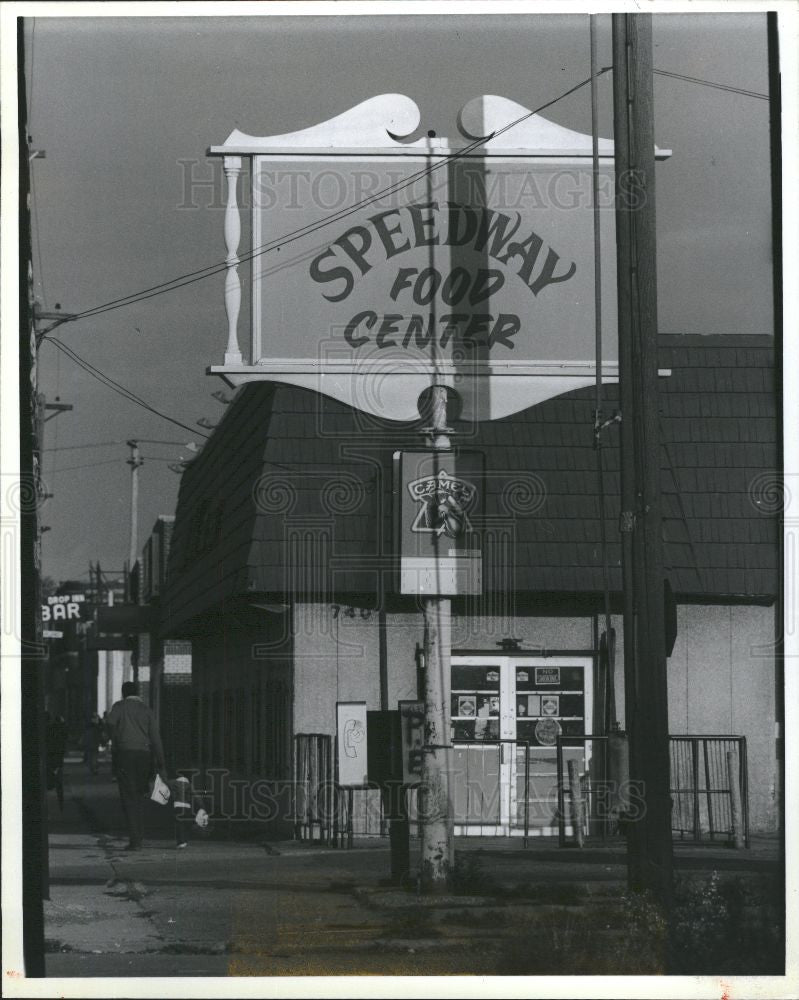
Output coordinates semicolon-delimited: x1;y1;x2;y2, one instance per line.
83;713;104;775
45;712;68;812
106;682;167;851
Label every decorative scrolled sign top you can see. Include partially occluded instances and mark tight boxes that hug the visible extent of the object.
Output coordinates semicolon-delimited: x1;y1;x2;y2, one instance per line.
219;93;422;150
208;95;671;421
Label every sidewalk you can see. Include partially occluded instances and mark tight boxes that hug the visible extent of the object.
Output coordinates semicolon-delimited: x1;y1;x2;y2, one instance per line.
43;761;782;978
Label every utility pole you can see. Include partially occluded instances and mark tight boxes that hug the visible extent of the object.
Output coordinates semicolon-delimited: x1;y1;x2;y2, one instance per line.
17;20;46;976
127;440;143;577
612;13;673;905
419;385;455;890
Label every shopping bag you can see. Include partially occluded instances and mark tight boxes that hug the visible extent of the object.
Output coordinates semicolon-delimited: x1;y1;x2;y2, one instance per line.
150;773;171;805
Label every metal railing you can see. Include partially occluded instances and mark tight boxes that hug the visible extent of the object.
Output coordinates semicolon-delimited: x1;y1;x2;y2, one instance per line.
670;735;750;847
293;733;385;844
556;733;750;847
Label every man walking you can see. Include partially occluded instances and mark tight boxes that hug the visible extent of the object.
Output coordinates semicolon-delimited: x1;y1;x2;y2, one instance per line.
106;681;167;850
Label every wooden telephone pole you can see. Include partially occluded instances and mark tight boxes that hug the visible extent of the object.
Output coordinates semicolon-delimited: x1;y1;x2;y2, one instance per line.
612;13;673;904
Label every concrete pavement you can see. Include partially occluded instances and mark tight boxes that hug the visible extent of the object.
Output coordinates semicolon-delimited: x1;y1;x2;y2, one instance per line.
42;759;781;978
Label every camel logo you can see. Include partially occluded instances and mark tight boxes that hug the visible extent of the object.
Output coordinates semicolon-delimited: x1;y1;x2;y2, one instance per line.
408;469;476;538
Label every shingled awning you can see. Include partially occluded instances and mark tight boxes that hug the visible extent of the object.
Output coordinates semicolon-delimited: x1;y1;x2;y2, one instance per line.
163;334;777;631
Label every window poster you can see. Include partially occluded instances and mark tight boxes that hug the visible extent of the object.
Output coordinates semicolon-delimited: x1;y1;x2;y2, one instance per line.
457;695;477;717
541;695;560;717
535;667;561;685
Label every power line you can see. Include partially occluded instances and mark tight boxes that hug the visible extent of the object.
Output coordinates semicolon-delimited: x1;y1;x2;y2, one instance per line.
37;64;768;338
45;338;210;440
44;438;197;452
43;69;612;331
50;458;123;474
653;68;768;101
43;441;126;451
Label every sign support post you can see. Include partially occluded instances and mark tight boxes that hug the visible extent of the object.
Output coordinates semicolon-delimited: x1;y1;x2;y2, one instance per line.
419;385;455;890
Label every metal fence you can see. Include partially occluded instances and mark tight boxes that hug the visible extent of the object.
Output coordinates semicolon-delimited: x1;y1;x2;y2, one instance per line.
296;731;750;848
556;733;750;847
670;735;750;847
293;733;385;843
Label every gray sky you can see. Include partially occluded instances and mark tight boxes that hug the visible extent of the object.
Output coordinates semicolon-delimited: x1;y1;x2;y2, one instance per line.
26;11;772;584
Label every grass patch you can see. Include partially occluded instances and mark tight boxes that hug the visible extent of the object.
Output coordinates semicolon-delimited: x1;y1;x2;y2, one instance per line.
505;882;585;905
386;905;441;940
447;908;511;929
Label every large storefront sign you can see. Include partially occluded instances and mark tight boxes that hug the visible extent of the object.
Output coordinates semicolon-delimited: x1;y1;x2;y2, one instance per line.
208;95;669;420
252;165;617;373
396;450;484;595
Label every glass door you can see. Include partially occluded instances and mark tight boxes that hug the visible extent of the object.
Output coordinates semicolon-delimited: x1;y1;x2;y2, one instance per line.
511;657;593;837
450;657;513;835
450;654;593;837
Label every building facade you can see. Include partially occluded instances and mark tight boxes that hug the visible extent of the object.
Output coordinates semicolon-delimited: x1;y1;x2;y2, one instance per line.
162;334;778;837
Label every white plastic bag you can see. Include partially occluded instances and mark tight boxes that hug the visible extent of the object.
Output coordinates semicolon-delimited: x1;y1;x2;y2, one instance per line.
150;773;170;805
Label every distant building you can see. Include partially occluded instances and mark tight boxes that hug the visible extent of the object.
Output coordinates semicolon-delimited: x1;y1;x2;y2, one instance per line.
134;516;192;773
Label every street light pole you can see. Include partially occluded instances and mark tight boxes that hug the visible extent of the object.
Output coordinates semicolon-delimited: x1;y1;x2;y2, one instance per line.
127;440;143;574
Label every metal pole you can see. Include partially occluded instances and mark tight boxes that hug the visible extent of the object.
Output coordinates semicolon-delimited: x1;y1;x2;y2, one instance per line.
726;750;744;850
419;384;454;890
568;758;585;848
612;13;673;905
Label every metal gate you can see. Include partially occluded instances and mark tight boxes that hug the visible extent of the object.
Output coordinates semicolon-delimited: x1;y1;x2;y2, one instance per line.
670;735;750;846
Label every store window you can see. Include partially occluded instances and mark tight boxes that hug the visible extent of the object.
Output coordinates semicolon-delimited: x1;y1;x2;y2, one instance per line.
515;665;585;747
451;663;501;741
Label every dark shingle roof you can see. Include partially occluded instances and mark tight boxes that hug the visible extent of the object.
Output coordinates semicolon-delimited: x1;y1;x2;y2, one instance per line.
163;335;777;629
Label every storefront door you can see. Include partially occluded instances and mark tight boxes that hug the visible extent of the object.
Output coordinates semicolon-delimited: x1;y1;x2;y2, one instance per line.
451;655;593;836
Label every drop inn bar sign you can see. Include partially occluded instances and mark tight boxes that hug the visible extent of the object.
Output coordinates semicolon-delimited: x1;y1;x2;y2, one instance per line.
207;93;670;422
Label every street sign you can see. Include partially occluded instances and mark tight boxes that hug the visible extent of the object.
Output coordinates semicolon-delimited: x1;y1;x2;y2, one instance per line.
399;700;424;786
396;450;483;595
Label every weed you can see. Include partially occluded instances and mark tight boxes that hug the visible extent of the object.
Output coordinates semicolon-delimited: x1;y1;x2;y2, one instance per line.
668;872;783;974
386;905;441;940
450;851;496;896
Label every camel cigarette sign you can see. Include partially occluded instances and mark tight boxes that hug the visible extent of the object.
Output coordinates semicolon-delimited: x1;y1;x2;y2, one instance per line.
397;451;484;596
